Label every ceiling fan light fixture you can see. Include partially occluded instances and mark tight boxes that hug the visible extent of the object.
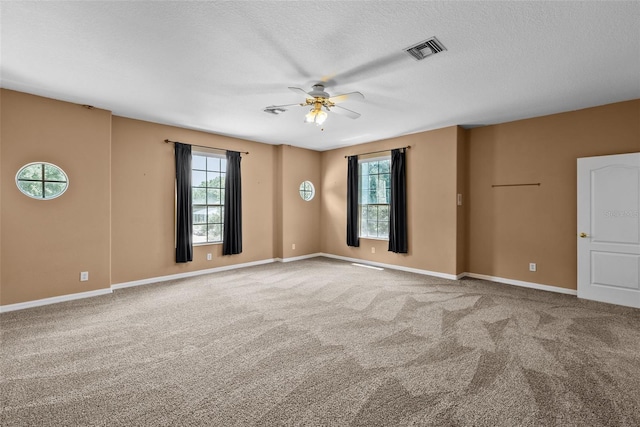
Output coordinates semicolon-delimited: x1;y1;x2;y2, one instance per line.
305;107;327;126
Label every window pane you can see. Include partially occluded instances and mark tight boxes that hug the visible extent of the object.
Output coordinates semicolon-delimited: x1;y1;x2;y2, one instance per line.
205;189;215;204
192;188;206;205
368;175;378;192
368;161;379;174
192;155;206;170
208;189;220;204
44;164;65;181
357;157;391;240
377;186;388;204
207;157;220;172
18;164;42;180
220;158;227;172
380;174;390;189
193;225;207;243
379;160;390;174
44;182;66;198
207;172;221;187
208;224;222;242
193;207;207;224
367;205;378;221
192;170;207;187
220;173;226;188
379;205;389;222
360;175;368;192
18;181;43;198
378;221;389;238
360;205;367;221
208;206;222;223
221;189;225;203
386;189;391;203
367;221;378;236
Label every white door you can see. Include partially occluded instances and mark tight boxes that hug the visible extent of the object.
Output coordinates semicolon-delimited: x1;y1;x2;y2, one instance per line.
577;152;640;308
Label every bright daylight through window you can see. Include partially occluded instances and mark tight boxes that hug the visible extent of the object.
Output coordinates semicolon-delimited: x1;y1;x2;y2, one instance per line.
15;162;69;200
359;157;390;239
192;152;226;244
299;181;315;201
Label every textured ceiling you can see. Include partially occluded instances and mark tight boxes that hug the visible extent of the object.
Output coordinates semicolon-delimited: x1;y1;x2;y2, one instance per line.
2;1;639;151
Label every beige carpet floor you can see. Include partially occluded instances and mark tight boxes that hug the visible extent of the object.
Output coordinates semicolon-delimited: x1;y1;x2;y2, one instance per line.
1;257;639;426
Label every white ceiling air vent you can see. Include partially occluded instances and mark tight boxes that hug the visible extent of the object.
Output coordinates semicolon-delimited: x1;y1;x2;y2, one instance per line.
404;37;446;61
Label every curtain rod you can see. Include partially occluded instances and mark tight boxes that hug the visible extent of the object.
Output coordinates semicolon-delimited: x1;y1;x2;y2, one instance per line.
491;183;540;188
344;145;410;159
164;139;249;155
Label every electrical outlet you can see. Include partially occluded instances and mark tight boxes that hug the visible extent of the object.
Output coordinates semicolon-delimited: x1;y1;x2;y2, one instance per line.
371;247;376;254
292;243;296;250
80;271;89;282
529;263;537;272
207;253;212;261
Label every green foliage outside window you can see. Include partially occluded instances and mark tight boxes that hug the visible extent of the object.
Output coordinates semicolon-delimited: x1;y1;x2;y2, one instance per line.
15;162;68;200
358;158;391;239
192;154;226;244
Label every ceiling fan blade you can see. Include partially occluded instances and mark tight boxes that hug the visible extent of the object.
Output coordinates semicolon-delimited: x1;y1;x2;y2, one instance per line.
288;87;313;99
331;105;361;119
328;91;365;103
266;103;303;109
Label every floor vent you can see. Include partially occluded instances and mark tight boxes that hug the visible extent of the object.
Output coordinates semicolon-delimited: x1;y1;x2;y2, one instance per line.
405;37;447;61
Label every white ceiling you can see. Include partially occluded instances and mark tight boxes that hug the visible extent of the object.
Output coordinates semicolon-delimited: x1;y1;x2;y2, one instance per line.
2;1;639;151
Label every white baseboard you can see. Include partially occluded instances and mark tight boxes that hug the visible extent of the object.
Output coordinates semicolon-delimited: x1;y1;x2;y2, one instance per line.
317;254;577;296
0;256;577;313
462;272;577;295
318;253;460;281
278;253;323;263
111;258;277;290
1;258;279;313
0;288;113;313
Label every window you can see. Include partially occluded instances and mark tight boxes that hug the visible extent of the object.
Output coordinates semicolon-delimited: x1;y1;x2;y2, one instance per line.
359;157;391;239
15;162;69;200
192;152;226;244
299;181;315;201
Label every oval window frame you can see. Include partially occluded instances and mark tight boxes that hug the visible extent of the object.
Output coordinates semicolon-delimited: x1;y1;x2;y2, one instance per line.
299;180;315;201
15;162;69;200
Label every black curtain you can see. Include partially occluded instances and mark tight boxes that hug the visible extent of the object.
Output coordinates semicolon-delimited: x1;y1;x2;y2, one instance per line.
175;142;193;263
346;155;360;247
223;150;242;255
389;148;408;253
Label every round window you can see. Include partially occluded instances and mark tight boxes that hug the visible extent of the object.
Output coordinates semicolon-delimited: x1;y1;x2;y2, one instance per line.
15;162;69;200
299;181;315;201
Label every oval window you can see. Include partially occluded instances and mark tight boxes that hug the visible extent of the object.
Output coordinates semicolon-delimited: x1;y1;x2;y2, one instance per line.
15;162;69;200
299;181;315;201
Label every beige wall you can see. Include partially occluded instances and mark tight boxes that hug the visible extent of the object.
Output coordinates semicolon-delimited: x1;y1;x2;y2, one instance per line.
1;88;638;306
279;145;321;259
110;117;276;284
467;100;640;290
456;127;468;274
1;90;112;305
320;126;462;276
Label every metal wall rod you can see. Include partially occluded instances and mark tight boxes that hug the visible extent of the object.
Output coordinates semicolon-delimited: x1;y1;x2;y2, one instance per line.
164;139;249;155
491;183;541;188
344;145;410;159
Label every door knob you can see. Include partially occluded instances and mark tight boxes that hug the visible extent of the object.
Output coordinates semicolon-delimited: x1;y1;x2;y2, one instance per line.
579;232;589;238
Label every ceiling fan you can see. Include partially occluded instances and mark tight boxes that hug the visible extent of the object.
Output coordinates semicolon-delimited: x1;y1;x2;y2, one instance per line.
264;84;364;126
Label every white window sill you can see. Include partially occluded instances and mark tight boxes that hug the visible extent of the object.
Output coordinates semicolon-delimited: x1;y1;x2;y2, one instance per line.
193;241;223;247
359;236;389;242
